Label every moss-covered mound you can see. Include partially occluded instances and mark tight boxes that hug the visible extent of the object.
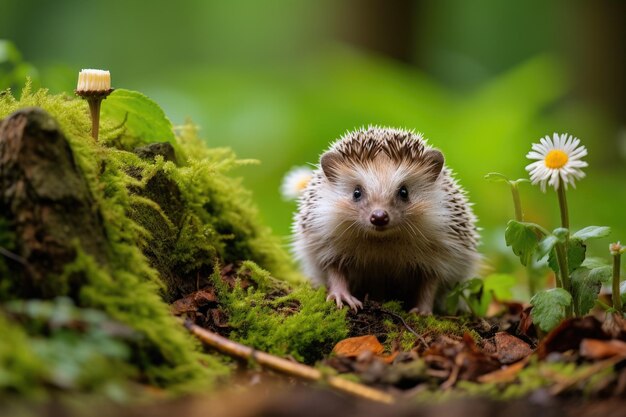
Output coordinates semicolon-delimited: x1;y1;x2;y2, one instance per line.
209;261;347;363
0;84;347;400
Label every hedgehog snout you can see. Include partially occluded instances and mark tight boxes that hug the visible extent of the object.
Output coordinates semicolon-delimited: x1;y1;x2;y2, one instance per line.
370;209;389;227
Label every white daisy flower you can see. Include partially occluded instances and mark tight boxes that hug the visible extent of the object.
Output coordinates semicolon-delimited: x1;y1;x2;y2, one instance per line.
525;133;588;192
280;166;313;201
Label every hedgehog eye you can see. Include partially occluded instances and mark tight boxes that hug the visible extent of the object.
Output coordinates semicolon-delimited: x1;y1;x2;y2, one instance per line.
353;186;363;201
398;185;409;201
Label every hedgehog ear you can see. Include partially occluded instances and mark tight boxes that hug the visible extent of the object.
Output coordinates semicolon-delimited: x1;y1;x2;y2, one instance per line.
423;149;444;182
320;151;341;182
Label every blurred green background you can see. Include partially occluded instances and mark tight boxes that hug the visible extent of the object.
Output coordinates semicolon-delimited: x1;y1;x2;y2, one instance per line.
1;0;625;284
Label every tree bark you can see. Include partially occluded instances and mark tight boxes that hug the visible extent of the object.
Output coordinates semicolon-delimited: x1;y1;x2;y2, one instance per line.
0;107;110;298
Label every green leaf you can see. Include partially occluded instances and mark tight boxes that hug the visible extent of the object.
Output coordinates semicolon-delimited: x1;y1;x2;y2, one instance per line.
484;172;510;183
589;265;613;285
553;228;569;241
445;283;463;315
101;89;176;146
483;274;516;301
463;278;484;295
505;220;542;266
473;274;516;317
530;288;572;332
446;278;484;315
447;276;516;317
0;40;22;64
567;239;587;272
537;235;558;259
548;238;586;273
572;226;611;241
484;173;530;186
582;257;609;269
570;267;602;316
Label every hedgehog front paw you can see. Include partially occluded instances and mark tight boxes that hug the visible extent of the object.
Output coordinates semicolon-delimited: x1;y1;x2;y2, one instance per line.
408;307;433;316
326;290;363;312
326;267;362;312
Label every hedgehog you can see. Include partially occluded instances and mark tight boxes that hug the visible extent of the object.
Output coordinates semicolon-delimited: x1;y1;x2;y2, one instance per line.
290;126;479;313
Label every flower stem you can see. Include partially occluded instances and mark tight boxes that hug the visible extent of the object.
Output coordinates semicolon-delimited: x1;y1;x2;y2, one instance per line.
556;181;569;230
555;177;573;316
87;97;102;140
613;249;622;312
555;242;573;317
527;266;537;297
75;89;112;141
510;182;523;222
510;181;536;296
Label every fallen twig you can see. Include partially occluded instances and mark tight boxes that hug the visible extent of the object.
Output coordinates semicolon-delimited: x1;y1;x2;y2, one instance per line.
380;309;428;348
184;319;395;404
0;246;26;265
549;356;622;395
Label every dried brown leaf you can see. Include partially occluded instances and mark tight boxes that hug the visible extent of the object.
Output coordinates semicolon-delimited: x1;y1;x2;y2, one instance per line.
332;335;385;358
426;333;500;385
171;289;217;315
210;308;230;328
518;306;536;339
456;333;501;381
477;357;530;383
492;332;533;364
220;263;252;290
580;338;626;360
602;313;626;339
537;316;608;359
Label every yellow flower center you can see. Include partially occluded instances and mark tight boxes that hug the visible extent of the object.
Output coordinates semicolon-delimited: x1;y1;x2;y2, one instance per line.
544;150;569;169
296;177;310;191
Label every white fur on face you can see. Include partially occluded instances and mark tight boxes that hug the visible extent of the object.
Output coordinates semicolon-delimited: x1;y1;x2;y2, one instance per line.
320;156;444;239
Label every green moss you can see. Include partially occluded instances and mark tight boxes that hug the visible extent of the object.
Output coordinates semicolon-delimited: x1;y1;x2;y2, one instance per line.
407;358;618;403
0;82;345;399
0;312;49;399
381;301;480;351
0;84;232;392
215;261;348;364
0;298;137;400
162;124;300;284
104;116;299;301
407;315;480;340
0;83;313;394
65;249;228;391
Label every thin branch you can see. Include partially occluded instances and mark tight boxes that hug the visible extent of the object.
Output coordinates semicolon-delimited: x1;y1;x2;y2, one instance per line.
184;320;395;404
0;246;26;265
380;309;428;348
549;357;622;395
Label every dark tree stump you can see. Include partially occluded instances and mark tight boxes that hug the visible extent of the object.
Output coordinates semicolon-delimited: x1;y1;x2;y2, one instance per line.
0;107;110;298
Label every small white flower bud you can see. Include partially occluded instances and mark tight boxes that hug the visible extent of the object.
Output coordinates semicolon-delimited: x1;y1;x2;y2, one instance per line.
610;242;622;256
76;69;111;92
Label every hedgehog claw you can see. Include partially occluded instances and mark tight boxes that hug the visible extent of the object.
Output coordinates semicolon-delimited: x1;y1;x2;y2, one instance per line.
408;307;432;316
327;291;363;312
326;268;363;312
